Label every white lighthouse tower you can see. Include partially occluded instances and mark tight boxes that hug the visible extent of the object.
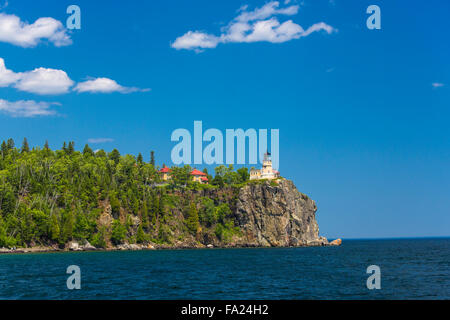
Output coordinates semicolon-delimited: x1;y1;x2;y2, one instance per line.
249;151;280;180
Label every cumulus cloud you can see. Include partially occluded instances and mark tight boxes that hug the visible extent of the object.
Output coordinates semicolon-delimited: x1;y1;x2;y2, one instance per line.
432;82;444;88
0;58;73;94
74;77;149;94
0;12;71;47
15;67;74;95
0;58;148;95
170;31;220;51
87;138;114;144
171;1;335;51
0;98;60;117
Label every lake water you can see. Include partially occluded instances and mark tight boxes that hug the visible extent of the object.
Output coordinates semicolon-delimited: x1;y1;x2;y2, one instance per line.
0;239;448;299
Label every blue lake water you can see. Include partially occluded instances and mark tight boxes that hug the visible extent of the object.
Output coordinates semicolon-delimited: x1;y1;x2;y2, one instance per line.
0;238;448;299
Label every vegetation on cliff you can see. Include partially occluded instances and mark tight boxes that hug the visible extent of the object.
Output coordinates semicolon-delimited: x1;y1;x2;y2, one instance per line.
0;139;251;249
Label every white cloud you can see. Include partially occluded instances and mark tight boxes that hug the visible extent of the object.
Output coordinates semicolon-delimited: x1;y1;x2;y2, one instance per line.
171;31;220;51
15;67;74;95
234;1;299;22
0;57;74;94
432;82;444;88
224;18;305;43
0;58;148;95
87;138;114;144
171;1;335;51
0;98;60;117
0;12;71;47
74;77;149;94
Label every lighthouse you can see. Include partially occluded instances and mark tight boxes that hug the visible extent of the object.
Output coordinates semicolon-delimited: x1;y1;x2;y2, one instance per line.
249;152;280;180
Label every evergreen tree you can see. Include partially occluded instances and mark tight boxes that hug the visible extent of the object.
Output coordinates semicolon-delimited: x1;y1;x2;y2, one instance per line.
110;194;121;218
141;200;150;230
61;211;74;244
6;138;14;150
111;219;127;245
152;194;159;222
44;140;49;150
237;167;250;182
109;149;121;165
62;142;67;153
150;151;155;166
21;138;30;153
91;228;107;249
83;144;94;156
185;202;200;236
67;141;75;155
1;141;7;157
137;153;143;165
136;224;146;243
49;215;60;242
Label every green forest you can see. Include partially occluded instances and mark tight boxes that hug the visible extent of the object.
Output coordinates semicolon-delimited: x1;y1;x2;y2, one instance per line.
0;138;253;249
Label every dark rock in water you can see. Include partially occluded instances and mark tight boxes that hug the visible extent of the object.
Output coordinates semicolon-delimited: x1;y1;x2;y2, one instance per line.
234;179;329;247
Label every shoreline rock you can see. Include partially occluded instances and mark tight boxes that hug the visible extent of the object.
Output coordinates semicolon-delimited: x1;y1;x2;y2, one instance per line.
329;238;343;246
0;238;342;254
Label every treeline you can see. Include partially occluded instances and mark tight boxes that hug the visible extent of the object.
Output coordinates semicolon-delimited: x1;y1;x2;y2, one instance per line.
0;138;248;248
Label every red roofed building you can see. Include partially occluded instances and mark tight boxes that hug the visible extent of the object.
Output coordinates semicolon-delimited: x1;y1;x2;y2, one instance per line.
191;169;208;184
159;165;171;181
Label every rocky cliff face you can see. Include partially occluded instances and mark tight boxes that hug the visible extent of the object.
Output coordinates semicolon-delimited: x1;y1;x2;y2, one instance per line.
233;179;328;247
82;179;331;248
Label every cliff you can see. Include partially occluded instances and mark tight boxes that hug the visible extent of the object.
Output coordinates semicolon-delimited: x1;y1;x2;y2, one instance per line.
234;179;328;247
88;178;331;249
145;178;330;248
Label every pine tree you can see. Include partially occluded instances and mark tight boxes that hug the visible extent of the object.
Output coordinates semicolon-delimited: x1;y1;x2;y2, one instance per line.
50;215;60;242
111;219;127;245
1;141;7;158
83;144;94;156
6;138;14;150
68;141;75;155
150;151;155;167
137;153;143;165
44;140;49;150
109;149;121;165
150;193;158;225
21;138;30;153
141;200;150;230
136;224;146;244
185;202;200;236
62;141;67;153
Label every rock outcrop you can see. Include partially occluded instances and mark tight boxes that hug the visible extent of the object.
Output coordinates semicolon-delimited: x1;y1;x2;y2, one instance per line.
234;179;329;247
329;238;342;246
67;240;96;251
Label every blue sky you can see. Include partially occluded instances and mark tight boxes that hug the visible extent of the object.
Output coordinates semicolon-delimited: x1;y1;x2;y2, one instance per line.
0;0;449;238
